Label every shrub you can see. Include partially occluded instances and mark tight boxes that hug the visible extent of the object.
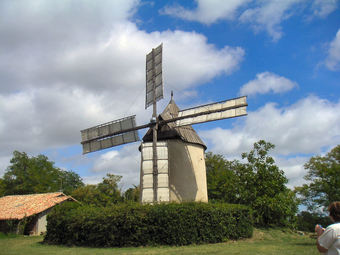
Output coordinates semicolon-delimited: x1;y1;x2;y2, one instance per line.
296;211;332;232
44;202;252;247
0;216;34;235
0;220;19;234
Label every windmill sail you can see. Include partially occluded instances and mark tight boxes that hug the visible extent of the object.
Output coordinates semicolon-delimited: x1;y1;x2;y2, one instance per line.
145;44;163;109
81;115;140;154
174;96;247;127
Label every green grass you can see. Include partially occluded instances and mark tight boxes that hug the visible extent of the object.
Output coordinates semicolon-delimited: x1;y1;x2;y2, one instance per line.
0;229;319;255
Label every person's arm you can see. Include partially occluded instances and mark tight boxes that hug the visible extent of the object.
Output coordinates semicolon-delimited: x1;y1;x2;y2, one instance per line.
316;239;329;253
315;224;328;253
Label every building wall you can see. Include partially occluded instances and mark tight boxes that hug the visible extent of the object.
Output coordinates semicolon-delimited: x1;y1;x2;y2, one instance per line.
140;141;170;203
23;209;50;235
140;139;208;203
168;140;208;202
35;209;50;235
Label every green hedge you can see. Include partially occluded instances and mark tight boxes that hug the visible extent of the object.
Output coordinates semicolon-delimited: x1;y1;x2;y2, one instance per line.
44;202;253;247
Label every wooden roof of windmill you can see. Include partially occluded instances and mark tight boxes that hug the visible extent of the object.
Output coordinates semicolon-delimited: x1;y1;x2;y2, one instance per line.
142;95;207;150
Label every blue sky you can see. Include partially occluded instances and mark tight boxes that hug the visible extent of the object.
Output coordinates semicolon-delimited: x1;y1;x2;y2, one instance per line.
0;0;339;191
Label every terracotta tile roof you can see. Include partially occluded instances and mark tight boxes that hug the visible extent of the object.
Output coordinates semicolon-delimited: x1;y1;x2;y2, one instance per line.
0;192;75;220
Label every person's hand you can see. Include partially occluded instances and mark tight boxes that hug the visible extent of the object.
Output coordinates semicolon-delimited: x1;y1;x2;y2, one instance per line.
315;224;325;236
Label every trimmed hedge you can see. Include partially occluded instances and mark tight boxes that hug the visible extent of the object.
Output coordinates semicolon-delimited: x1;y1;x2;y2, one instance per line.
44;202;253;247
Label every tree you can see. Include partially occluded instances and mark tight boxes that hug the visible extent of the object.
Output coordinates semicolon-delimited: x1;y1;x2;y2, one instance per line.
59;169;85;195
71;173;123;206
97;173;123;204
1;151;84;195
205;152;241;202
123;185;140;202
241;140;298;226
0;178;5;196
206;140;298;227
71;184;104;205
296;211;332;232
296;145;340;212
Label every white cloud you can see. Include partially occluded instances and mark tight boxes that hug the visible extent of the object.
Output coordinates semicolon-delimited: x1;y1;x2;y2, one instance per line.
275;156;309;188
311;0;338;18
239;0;305;42
162;0;338;41
44;24;244;94
201;96;340;156
0;25;244;162
240;0;337;41
0;155;11;176
200;96;340;184
162;0;303;41
0;88;114;149
0;0;140;93
0;0;244;173
90;144;141;189
325;29;340;71
161;0;250;24
161;30;244;91
82;175;105;185
239;72;297;96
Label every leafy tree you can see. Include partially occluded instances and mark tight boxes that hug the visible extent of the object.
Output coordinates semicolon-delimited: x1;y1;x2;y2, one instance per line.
296;145;340;212
71;184;104;205
240;140;298;226
296;211;332;232
71;173;123;206
59;169;85;195
0;178;5;196
205;152;241;202
1;151;84;195
97;173;122;204
206;140;298;227
123;185;140;202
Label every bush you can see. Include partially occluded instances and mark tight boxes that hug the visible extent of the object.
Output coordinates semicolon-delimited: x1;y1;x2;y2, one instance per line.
296;211;332;232
0;220;19;234
44;202;253;247
0;216;34;235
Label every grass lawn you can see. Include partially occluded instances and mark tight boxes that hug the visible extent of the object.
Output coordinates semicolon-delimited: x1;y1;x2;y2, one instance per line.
0;229;319;255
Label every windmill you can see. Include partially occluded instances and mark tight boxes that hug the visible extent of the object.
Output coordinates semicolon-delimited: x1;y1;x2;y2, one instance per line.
80;44;247;203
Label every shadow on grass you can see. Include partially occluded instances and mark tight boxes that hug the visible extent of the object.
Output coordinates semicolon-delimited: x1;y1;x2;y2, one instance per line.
293;242;315;246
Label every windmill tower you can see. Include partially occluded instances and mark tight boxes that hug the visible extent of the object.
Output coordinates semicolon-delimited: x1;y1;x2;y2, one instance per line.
80;44;247;204
140;93;208;203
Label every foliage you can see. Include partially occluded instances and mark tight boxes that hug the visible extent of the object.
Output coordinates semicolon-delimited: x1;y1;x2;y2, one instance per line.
206;140;298;227
241;140;298;226
123;185;140;202
0;178;5;196
0;220;20;234
44;202;253;247
58;170;85;195
296;145;340;212
71;173;123;206
296;211;332;232
0;151;84;196
205;152;240;202
0;216;36;235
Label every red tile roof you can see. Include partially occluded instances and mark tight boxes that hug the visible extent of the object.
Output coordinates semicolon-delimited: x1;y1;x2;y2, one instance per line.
0;192;75;220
